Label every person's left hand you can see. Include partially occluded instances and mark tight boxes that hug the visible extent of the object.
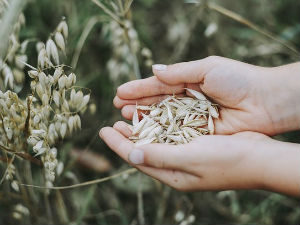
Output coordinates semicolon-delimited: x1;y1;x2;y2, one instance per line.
100;121;274;191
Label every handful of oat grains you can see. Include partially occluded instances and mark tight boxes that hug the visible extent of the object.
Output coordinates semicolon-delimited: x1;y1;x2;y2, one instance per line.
130;88;219;146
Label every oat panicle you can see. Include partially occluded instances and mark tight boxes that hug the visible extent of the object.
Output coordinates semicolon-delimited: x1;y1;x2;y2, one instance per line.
130;88;219;146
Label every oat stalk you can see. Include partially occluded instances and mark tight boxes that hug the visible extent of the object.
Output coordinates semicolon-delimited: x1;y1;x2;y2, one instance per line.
71;16;104;69
204;2;299;55
20;168;137;190
0;0;27;60
91;0;125;27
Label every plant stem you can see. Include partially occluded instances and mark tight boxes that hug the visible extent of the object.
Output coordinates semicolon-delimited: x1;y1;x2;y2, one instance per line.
15;168;39;224
0;0;27;60
44;190;54;225
20;168;137;190
24;160;38;203
0;144;42;166
91;0;125;27
55;190;69;224
206;2;299;55
154;186;171;224
75;185;97;225
71;16;104;69
137;173;145;225
123;26;141;79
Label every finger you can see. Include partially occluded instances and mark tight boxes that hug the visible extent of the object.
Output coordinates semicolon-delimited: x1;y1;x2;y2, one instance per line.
186;83;201;92
116;76;184;100
152;57;219;85
185;84;203;98
113;94;171;109
121;105;158;120
100;127;186;170
99;127;133;160
136;166;200;191
129;143;190;171
121;105;140;120
100;127;200;190
121;105;153;120
113;121;132;138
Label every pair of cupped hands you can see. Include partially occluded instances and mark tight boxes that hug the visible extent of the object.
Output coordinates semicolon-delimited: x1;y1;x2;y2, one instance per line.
100;56;300;196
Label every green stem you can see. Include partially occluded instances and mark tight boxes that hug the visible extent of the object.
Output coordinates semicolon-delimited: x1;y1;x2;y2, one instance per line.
206;2;299;55
0;0;27;60
91;0;125;27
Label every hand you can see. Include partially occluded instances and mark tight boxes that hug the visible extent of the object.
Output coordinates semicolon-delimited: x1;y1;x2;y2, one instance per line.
100;121;300;196
114;57;300;135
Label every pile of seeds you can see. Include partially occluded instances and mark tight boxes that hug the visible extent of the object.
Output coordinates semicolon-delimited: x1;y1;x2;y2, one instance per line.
130;88;219;146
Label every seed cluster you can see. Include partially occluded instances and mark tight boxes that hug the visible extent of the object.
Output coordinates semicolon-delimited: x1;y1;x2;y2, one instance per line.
0;20;90;190
103;20;153;81
0;0;27;92
130;89;219;146
104;20;145;82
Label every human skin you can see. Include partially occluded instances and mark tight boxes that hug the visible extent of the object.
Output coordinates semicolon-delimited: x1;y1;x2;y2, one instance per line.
100;56;300;197
114;56;300;135
100;123;300;197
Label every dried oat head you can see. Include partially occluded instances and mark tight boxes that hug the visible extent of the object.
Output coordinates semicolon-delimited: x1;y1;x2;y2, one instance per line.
130;88;219;146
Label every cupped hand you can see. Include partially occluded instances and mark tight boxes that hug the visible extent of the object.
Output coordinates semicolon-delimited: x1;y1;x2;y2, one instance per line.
100;121;300;196
100;121;269;191
114;56;300;135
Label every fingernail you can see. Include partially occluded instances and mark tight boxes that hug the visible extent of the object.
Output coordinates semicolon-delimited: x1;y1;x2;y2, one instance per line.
152;64;167;71
128;149;144;164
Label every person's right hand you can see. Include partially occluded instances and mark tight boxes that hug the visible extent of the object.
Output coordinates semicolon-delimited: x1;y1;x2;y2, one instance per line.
113;56;300;135
100;121;300;197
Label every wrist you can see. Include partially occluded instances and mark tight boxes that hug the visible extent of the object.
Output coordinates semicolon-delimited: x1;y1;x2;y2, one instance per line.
227;135;271;190
261;63;300;134
240;138;271;190
255;140;300;196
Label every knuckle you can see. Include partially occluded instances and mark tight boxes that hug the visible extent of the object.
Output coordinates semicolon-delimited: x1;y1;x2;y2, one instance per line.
112;121;123;129
205;55;221;63
157;82;167;94
169;62;184;72
117;141;129;152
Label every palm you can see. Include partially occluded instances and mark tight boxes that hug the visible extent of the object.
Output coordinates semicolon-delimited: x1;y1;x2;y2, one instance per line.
114;56;279;135
114;77;274;135
201;67;274;134
100;121;269;191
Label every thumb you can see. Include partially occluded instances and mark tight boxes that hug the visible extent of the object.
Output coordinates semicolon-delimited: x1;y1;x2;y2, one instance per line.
128;143;187;170
152;56;218;85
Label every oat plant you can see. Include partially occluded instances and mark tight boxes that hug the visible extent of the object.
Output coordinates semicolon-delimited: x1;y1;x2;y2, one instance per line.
0;2;90;222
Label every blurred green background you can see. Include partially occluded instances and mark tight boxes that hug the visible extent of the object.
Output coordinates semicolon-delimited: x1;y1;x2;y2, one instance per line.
1;0;300;224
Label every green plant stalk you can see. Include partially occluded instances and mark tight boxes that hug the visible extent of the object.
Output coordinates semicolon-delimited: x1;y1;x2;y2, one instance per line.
123;0;134;16
0;0;27;60
206;2;299;55
55;190;70;224
75;185;97;225
71;16;105;69
123;25;141;80
15;168;39;224
44;189;54;225
21;168;137;189
0;154;15;185
23;161;38;203
154;186;171;224
91;0;141;79
137;173;145;225
91;0;125;27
